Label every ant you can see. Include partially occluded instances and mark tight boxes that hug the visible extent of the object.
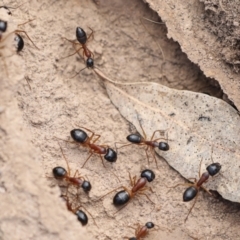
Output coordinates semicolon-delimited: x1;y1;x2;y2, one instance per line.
99;169;155;212
124;222;155;240
61;189;97;226
170;159;221;222
116;122;169;168
56;126;117;168
62;27;95;77
51;142;92;192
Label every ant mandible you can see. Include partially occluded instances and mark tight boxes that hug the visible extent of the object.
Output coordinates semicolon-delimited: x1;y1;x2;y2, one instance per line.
56;126;117;168
170;159;221;222
52;142;92;192
99;169;155;212
117;122;169;168
124;222;155;240
62;27;94;77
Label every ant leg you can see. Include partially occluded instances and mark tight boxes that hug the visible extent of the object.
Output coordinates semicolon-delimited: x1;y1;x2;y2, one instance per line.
87;27;94;41
81;152;94;168
115;142;134;150
99;155;107;168
128;172;136;187
98;186;126;200
62;37;79;45
184;192;200;223
17;19;35;27
149;147;159;169
137;192;155;204
61;46;83;59
200;186;212;196
58;142;71;175
53;136;77;148
198;158;204;178
137;116;147;140
165;182;194;189
15;30;39;50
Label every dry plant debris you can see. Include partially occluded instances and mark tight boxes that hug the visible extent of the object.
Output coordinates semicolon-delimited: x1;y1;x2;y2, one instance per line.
94;68;240;203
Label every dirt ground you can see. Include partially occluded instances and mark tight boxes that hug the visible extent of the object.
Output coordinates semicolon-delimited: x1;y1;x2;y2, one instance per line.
1;0;240;239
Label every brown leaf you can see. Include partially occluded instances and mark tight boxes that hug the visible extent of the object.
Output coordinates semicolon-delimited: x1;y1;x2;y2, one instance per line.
94;68;240;203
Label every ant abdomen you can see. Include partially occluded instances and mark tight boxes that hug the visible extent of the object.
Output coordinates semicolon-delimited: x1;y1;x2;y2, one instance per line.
206;162;221;176
86;57;94;68
15;34;24;52
158;142;169;151
0;20;7;33
140;169;155;182
76;209;88;226
127;134;141;144
113;190;130;206
145;222;154;229
70;129;88;143
104;148;117;162
52;166;67;179
82;180;92;192
76;27;87;45
183;186;198;202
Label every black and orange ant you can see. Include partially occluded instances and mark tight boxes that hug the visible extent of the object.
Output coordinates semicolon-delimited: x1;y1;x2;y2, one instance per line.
99;169;155;212
56;126;117;168
61;189;97;226
62;27;94;77
117;122;169;168
124;222;155;240
169;159;221;222
51;142;92;192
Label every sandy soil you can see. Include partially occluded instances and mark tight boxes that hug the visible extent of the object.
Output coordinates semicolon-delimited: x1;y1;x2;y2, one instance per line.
0;0;240;239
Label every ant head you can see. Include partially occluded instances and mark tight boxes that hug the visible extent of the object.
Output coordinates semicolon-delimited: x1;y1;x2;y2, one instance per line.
126;134;141;144
145;222;154;229
141;169;155;182
75;210;88;226
104;148;117;162
206;162;221;176
70;129;88;143
82;180;92;192
183;186;198;202
52;166;67;179
0;19;7;33
158;142;169;151
129;238;137;240
14;34;24;52
86;57;94;68
113;190;130;206
76;27;87;44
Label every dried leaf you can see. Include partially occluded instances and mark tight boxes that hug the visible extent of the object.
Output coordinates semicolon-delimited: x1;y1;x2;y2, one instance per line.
94;68;240;203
